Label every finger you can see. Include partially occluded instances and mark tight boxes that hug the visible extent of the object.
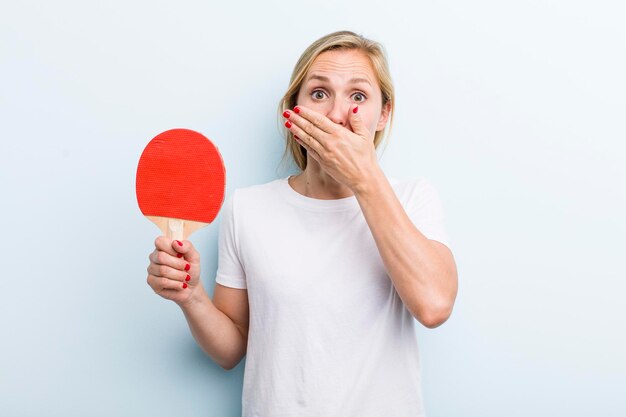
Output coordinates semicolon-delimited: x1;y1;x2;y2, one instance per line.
154;236;179;257
149;248;188;271
348;104;372;139
147;262;189;282
292;105;336;135
157;288;186;300
171;239;201;264
148;274;188;293
284;110;330;150
287;119;326;158
294;136;323;164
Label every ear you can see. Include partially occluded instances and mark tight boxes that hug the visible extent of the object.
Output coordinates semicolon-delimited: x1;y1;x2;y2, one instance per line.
375;100;392;131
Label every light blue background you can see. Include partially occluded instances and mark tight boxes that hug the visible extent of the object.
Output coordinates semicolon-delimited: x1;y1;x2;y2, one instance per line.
1;1;625;416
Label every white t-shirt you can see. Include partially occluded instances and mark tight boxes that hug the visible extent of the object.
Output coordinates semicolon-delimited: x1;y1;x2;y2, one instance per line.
215;176;451;417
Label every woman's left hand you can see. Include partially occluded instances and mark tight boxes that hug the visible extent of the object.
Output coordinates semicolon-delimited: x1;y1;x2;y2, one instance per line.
283;104;381;192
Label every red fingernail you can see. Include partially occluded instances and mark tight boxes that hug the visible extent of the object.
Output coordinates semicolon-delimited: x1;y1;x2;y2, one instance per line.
285;120;292;128
177;253;183;258
353;106;359;114
294;135;300;140
183;282;188;289
294;106;301;114
175;240;182;246
186;274;191;282
283;110;291;118
185;263;190;271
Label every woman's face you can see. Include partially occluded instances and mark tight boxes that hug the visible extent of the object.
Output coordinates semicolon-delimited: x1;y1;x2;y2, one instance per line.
296;49;390;136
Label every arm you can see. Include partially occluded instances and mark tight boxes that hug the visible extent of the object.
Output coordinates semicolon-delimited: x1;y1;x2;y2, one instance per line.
179;283;249;370
147;237;249;370
354;168;458;328
283;104;458;327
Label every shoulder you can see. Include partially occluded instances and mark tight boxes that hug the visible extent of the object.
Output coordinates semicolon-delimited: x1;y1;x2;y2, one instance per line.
388;176;441;207
231;177;284;204
223;177;286;218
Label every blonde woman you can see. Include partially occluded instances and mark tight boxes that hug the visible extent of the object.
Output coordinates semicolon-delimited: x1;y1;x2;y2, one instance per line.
146;30;458;416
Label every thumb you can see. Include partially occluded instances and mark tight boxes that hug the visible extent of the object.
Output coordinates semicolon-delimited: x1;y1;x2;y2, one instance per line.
350;105;369;138
172;239;201;264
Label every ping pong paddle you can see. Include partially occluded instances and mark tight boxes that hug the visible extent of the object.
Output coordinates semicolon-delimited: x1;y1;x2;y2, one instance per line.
135;128;226;241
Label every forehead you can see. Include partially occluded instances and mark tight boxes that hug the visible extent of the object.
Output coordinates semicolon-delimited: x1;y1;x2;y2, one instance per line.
304;49;377;85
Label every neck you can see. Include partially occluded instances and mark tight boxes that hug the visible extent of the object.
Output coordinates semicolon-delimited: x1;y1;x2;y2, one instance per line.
290;158;354;200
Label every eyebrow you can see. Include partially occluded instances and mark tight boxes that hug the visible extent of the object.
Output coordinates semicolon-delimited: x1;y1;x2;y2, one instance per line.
305;74;372;86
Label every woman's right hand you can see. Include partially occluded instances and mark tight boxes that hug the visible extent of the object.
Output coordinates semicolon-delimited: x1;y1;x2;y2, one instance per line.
147;236;204;307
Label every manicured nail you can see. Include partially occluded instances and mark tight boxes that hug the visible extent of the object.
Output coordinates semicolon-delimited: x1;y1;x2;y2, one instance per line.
353;106;359;114
294;135;300;140
285;120;292;128
283;110;291;118
185;274;191;282
177;253;183;258
185;263;190;271
175;240;182;246
183;282;188;289
294;106;301;114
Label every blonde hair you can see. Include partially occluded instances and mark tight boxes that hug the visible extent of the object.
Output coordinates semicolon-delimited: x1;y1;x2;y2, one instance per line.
279;30;395;171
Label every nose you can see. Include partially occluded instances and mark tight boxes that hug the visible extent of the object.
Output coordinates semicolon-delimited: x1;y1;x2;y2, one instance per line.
325;99;351;127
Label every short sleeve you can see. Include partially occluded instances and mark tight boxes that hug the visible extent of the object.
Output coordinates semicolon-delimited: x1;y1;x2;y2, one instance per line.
215;191;247;289
405;178;452;251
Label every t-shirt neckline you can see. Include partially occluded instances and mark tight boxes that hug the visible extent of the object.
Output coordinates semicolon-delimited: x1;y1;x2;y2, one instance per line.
278;176;360;212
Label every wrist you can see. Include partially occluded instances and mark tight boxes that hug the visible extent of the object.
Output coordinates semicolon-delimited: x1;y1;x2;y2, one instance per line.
352;164;386;197
177;282;209;311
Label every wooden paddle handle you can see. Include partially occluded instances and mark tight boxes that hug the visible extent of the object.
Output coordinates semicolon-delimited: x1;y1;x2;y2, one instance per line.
145;215;210;241
167;218;184;241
